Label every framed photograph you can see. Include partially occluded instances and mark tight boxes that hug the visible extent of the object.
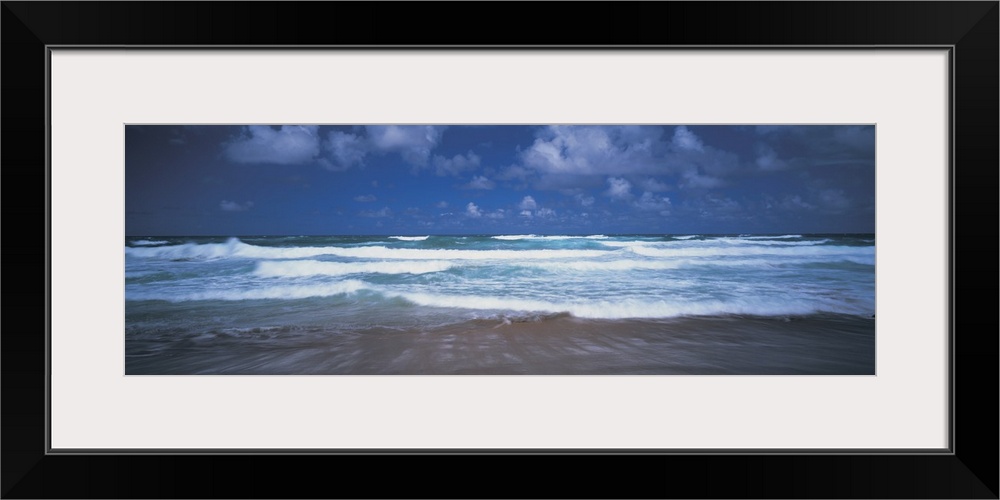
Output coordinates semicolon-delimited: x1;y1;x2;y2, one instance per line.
5;2;996;498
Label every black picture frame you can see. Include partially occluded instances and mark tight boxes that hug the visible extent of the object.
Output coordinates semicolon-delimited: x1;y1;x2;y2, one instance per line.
3;2;996;498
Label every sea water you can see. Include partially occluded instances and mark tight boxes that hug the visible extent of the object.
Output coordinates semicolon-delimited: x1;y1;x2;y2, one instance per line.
124;234;876;374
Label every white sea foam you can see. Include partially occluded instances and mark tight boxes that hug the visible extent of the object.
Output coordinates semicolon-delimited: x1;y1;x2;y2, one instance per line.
738;234;803;240
389;236;429;241
392;291;865;319
492;235;535;240
127;279;369;302
254;260;453;277
492;234;607;241
131;239;169;246
124;236;875;319
598;240;663;248
672;235;700;240
125;238;611;261
713;238;831;246
626;244;873;261
601;238;828;248
530;235;609;240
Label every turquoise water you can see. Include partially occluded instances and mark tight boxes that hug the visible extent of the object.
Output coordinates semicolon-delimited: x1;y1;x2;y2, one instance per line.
124;234;875;374
126;234;874;320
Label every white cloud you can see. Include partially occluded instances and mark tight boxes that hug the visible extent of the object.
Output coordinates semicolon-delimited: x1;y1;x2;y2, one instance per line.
605;177;632;200
508;126;745;194
366;125;444;166
634;192;672;212
536;207;556;218
575;193;595;207
224;125;320;165
519;210;533;218
433;151;481;176
518;195;538;210
220;200;253;212
435;201;449;209
671;126;704;152
755;144;787;171
464;175;496;190
519;125;664;177
466;202;482;218
360;207;392;218
354;194;376;202
485;209;506;219
319;126;450;171
324;131;369;171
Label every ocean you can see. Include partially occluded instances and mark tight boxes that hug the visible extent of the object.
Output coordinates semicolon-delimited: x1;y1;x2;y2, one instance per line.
124;234;876;374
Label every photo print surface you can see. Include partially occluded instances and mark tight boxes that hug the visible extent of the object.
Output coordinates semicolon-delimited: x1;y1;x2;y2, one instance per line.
125;125;875;375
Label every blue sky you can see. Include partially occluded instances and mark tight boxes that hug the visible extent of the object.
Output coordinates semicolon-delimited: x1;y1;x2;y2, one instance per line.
125;125;875;235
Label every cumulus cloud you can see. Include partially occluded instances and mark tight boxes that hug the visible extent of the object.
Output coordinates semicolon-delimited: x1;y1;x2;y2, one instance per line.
755;143;787;171
463;175;496;190
605;177;632;200
220;200;254;212
520;210;533;218
519;125;664;177
485;209;506;219
324;131;370;171
354;194;376;202
433;151;481;176
466;202;482;217
224;126;320;165
667;127;740;184
366;125;444;167
575;193;595;207
518;195;538;210
316;125;451;171
501;125;745;196
671;126;704;152
536;207;556;218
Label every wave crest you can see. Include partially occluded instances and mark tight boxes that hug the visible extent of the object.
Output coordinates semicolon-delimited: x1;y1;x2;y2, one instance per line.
254;260;453;277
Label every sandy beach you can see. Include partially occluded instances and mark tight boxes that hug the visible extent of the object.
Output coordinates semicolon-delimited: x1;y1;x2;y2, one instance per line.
126;313;875;375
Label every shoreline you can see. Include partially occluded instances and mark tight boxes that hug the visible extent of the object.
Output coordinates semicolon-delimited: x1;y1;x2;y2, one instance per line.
125;313;875;375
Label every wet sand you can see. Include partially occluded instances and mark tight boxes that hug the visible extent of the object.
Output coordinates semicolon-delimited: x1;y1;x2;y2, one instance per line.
125;313;875;375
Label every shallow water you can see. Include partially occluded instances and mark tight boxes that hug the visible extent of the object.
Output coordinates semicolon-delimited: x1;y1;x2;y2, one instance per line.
125;234;875;375
125;312;875;375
